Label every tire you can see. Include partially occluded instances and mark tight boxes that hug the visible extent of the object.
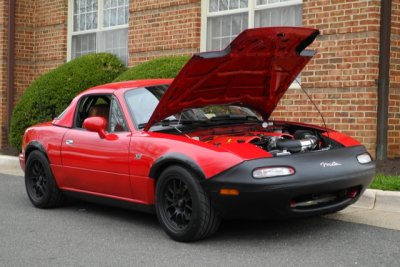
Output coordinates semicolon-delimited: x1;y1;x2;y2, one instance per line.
25;150;64;208
155;165;221;242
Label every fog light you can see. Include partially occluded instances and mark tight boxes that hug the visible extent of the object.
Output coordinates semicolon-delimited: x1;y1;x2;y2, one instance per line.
252;166;295;179
357;153;372;164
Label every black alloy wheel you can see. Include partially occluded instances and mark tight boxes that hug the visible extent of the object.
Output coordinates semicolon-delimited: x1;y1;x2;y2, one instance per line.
162;178;192;230
26;159;48;202
25;151;64;208
155;165;221;242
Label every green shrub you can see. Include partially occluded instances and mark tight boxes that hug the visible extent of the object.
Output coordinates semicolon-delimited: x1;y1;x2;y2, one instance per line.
9;53;126;149
113;55;190;82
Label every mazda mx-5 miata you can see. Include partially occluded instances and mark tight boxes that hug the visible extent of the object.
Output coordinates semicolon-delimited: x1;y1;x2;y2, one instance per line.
20;27;375;242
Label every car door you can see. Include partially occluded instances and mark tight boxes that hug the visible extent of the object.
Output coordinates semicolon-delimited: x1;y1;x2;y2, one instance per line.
61;94;133;199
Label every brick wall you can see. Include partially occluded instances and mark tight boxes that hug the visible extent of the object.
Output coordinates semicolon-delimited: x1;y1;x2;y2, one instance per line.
128;0;201;65
389;0;400;158
0;1;8;148
14;0;36;104
272;0;382;157
34;1;67;80
14;0;67;101
0;0;68;149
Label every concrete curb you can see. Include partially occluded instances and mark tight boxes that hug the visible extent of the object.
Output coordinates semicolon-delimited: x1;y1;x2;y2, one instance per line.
0;155;20;169
0;155;23;176
0;155;399;213
352;188;400;213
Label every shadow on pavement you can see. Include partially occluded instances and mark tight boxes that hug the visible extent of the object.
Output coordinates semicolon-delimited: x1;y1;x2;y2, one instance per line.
57;198;339;242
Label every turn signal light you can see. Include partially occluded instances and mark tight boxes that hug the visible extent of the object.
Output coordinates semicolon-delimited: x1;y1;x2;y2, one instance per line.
219;188;239;196
252;166;295;179
357;153;372;164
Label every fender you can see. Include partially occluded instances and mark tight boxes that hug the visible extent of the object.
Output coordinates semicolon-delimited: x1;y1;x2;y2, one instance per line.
149;152;206;180
25;141;48;160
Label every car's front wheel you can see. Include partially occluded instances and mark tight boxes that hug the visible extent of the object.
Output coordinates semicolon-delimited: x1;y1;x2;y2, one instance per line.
155;165;221;242
25;151;64;208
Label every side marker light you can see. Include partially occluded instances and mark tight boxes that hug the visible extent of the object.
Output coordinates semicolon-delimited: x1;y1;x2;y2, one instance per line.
219;188;239;196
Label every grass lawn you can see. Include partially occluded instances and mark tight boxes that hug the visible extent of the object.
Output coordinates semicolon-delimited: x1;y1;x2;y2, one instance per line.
369;174;400;191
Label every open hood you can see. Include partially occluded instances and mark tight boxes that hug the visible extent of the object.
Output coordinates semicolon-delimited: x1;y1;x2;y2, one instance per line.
144;27;319;131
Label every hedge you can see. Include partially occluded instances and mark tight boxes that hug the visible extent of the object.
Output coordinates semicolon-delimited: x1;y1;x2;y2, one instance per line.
9;53;126;149
113;55;190;82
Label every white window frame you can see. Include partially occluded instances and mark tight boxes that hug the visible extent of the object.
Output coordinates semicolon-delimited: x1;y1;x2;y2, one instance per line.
67;0;129;62
201;0;303;52
200;0;302;88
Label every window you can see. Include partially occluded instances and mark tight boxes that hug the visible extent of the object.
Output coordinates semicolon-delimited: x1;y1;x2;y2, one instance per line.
75;95;111;128
202;0;302;51
125;86;170;127
124;86;264;129
68;0;129;65
109;97;128;132
76;94;128;132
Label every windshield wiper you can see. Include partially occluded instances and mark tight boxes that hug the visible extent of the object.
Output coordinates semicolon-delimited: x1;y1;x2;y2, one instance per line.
138;122;147;129
138;119;209;129
137;120;183;129
210;115;261;122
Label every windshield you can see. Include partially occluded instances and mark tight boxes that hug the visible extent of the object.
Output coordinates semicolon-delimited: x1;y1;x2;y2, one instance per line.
124;85;262;129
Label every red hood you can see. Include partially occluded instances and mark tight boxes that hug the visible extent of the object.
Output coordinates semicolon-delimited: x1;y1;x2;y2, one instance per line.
145;27;319;131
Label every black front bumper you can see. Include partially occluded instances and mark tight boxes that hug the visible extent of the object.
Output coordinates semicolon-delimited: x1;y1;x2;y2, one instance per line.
201;146;375;219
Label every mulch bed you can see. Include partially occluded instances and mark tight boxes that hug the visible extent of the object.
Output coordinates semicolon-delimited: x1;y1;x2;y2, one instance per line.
376;159;400;176
0;146;19;157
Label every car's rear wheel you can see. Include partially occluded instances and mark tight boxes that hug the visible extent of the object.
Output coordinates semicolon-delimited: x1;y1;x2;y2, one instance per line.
155;165;221;242
25;151;64;208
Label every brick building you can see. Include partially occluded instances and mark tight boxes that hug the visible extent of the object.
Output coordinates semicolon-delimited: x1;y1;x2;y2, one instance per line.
0;0;399;158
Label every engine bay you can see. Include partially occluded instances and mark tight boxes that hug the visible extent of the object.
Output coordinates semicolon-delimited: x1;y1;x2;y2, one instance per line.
206;129;321;156
158;121;340;157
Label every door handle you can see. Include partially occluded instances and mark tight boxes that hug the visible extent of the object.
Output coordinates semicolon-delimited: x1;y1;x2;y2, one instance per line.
66;139;74;145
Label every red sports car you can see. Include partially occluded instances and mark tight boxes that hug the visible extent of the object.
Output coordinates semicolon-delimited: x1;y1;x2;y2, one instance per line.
20;27;375;242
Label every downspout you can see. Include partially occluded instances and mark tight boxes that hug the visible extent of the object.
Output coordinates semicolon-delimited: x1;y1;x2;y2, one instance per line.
376;0;392;160
6;0;15;142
